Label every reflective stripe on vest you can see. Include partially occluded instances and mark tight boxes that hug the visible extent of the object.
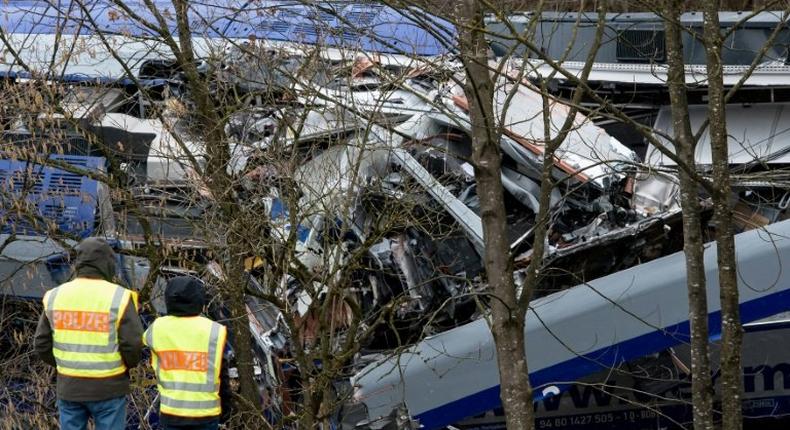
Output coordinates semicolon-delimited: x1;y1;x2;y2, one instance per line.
160;397;221;410
145;316;226;418
43;279;132;378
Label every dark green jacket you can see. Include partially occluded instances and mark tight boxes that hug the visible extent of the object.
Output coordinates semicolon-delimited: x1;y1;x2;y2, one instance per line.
33;238;144;402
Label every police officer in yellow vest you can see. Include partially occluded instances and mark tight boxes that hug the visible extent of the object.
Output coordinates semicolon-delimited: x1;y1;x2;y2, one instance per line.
143;276;229;430
34;237;144;430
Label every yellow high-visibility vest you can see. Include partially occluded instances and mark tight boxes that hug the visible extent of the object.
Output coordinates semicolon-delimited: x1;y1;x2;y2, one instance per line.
143;316;227;418
43;278;134;378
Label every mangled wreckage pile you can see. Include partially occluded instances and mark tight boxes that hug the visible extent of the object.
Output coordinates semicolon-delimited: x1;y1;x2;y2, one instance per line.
129;51;701;427
129;52;790;428
0;46;693;424
1;4;790;430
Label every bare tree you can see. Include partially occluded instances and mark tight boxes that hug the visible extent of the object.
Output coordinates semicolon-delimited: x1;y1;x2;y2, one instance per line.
455;2;535;428
661;3;716;428
454;1;607;428
701;3;743;429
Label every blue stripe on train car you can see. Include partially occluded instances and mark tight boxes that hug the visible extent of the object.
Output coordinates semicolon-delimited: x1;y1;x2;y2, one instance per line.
414;286;790;429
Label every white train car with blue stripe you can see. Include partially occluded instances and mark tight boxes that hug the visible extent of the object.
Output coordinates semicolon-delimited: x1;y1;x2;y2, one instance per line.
347;220;790;429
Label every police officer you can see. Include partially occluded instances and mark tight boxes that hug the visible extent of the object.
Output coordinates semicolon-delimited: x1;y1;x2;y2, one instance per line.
34;237;144;430
143;276;230;430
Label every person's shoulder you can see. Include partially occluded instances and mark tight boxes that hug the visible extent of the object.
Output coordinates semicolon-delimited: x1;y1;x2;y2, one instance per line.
106;280;131;290
57;279;78;288
147;315;164;327
152;315;177;325
198;315;224;330
199;315;217;325
211;318;228;334
43;280;71;301
70;278;121;290
42;285;59;307
106;282;136;298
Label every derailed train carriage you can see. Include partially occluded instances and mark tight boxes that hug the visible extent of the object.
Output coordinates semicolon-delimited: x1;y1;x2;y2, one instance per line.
457;316;790;430
344;220;790;429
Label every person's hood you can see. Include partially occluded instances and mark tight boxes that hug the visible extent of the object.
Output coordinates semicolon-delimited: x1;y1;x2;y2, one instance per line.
165;276;205;316
74;238;116;282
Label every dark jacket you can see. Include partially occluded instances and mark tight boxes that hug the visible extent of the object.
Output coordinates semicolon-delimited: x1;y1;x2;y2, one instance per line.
157;276;232;425
33;237;144;402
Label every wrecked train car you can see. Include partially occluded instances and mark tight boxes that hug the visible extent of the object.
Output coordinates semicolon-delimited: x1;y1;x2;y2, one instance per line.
345;220;790;429
456;313;790;430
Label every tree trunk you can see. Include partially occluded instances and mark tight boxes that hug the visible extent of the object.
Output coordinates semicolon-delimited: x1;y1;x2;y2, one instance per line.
457;2;535;429
702;3;744;429
224;245;266;420
171;0;262;417
663;2;716;429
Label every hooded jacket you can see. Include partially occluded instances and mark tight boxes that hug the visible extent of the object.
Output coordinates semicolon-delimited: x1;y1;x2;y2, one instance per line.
164;276;206;317
158;276;232;425
33;238;144;402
